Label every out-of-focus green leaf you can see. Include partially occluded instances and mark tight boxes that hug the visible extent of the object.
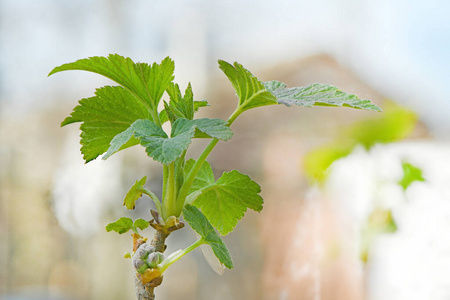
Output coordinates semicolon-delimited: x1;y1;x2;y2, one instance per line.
303;141;354;183
343;101;417;149
399;162;425;190
304;101;418;182
360;208;397;263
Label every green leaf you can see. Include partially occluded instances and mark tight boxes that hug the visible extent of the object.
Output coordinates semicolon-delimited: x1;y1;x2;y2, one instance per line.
134;218;150;231
123;176;147;210
360;208;397;263
105;217;134;234
165;82;194;121
103;119;165;160
139;118;196;164
159;109;169;125
49;54;175;117
105;217;149;234
163;100;180;124
176;118;233;140
304;101;416;182
160;81;209;125
194;100;209;110
186;161;263;235
184;159;215;193
264;81;381;111
218;60;277;111
183;205;233;269
399;162;425;190
342;101;416;148
105;118;232;164
106;118;193;164
303;141;354;182
179;83;194;119
160;100;209;125
61;86;150;162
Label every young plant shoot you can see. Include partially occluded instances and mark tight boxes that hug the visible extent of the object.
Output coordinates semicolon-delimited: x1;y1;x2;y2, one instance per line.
49;54;380;300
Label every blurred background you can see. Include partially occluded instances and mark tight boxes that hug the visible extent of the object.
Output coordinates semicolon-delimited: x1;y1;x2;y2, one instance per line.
1;1;450;299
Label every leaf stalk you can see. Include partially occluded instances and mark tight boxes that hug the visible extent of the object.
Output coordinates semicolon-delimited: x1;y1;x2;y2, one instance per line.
141;188;163;215
158;238;205;273
163;162;177;219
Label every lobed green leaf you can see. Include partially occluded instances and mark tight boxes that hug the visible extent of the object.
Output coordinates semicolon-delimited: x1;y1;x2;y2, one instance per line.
185;160;263;235
183;205;233;269
160;100;208;125
184;159;215;193
103;119;165;160
219;60;278;112
139;119;196;164
61;86;150;162
49;54;175;115
264;81;382;111
105;118;232;164
133;218;150;231
165;82;195;122
175;118;233;141
105;217;134;234
123;176;147;210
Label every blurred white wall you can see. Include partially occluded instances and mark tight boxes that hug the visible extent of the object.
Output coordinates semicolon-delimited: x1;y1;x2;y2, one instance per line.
324;142;450;300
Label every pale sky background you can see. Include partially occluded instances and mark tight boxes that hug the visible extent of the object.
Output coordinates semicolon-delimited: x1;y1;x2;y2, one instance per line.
0;0;449;136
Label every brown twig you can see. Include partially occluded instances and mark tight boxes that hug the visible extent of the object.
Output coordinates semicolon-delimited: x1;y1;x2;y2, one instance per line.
134;210;185;300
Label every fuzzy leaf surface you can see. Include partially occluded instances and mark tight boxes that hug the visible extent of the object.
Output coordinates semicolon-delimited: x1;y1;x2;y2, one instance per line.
142;117;233;163
183;205;233;269
139;119;196;164
105;118;191;164
218;60;277;111
61;86;149;162
103;119;165;159
176;118;233;140
105;118;232;164
186;160;263;235
264;81;381;111
49;54;175;114
123;176;147;209
105;217;134;234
